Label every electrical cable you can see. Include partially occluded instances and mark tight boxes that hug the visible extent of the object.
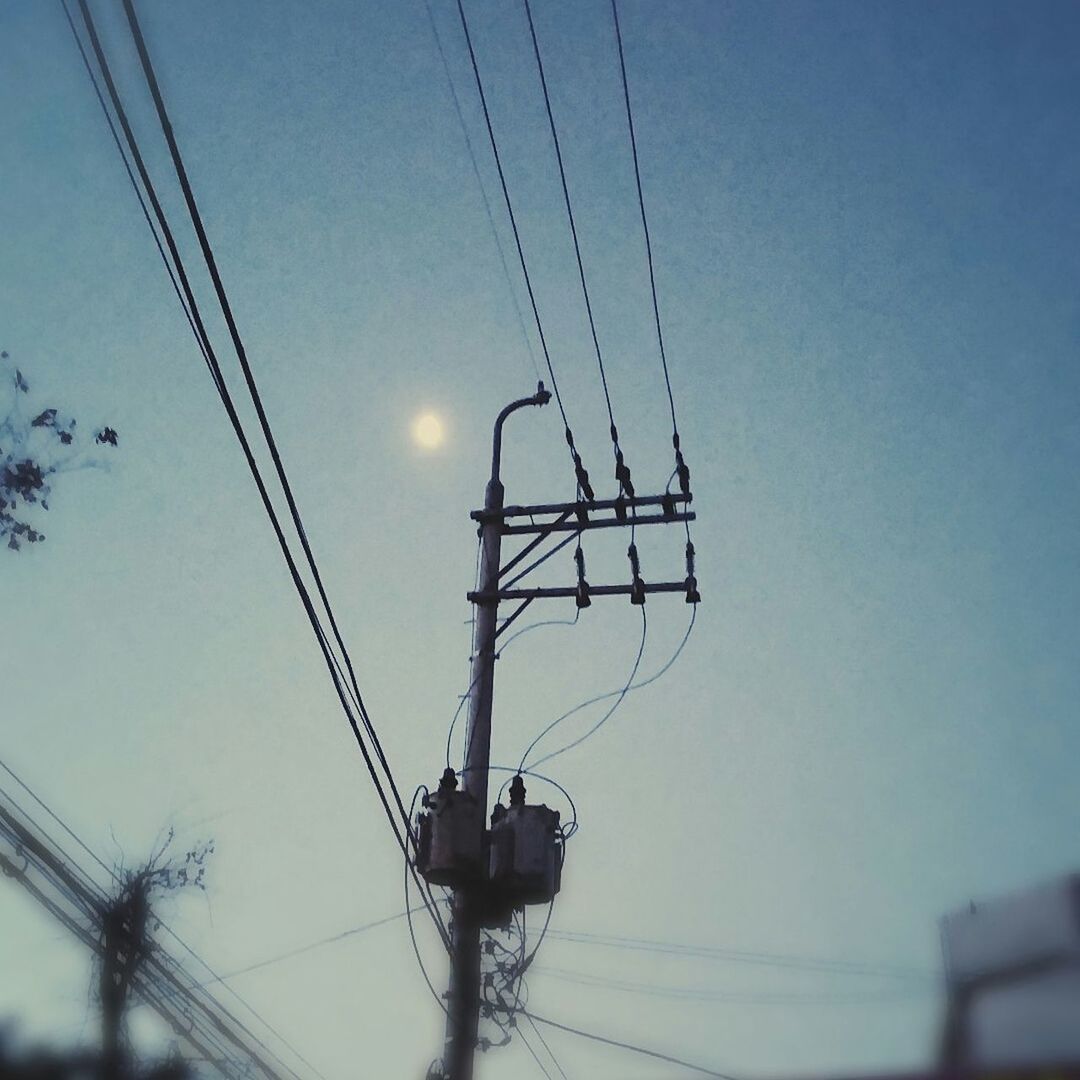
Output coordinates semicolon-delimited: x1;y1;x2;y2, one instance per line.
609;1;685;469
470;766;579;838
522;604;648;771
58;0;220;397
526;1012;739;1080
520;604;693;771
118;0;420;864
531;967;934;1004
541;925;936;980
497;604;580;654
524;1013;569;1080
454;0;594;500
517;1025;553;1079
71;0;447;951
420;0;539;383
521;0;632;499
205;908;427;984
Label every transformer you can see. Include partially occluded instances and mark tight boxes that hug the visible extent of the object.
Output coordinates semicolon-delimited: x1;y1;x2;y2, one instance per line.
488;775;562;908
415;768;483;888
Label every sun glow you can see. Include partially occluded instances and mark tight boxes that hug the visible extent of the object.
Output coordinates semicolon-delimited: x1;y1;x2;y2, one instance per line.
411;411;445;450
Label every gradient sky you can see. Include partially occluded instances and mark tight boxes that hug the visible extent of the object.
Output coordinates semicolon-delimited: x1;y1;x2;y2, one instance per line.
2;1;1080;1077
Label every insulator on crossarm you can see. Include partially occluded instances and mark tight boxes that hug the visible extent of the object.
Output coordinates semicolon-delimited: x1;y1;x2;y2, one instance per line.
684;541;701;604
675;448;691;498
614;448;636;500
574;544;591;608
628;542;646;606
573;452;595;502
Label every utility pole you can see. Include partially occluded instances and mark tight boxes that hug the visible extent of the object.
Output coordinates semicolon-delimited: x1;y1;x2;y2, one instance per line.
442;384;551;1080
425;384;698;1080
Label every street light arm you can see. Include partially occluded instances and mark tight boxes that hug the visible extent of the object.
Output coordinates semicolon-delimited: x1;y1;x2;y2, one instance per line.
491;382;551;484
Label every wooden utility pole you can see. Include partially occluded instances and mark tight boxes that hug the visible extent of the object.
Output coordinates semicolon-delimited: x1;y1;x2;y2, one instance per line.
441;385;551;1080
432;384;698;1080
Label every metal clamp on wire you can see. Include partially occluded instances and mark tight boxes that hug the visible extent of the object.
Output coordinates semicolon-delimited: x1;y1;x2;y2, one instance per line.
684;541;701;604
574;545;591;609
628;542;646;606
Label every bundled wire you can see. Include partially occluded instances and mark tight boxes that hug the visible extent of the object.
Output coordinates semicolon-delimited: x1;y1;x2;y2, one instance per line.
66;0;448;951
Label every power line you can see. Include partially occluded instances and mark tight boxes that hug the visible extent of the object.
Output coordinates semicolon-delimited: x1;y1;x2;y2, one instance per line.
454;0;595;501
526;1012;739;1080
542;925;936;981
524;1013;569;1080
517;1024;553;1079
117;0;418;862
419;0;540;383
58;0;219;394
522;604;648;770
521;0;633;500
609;0;681;456
532;965;934;1004
205;909;425;984
69;0;447;952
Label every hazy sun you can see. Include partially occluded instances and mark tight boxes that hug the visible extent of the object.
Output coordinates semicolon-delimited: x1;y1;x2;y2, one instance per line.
411;411;445;450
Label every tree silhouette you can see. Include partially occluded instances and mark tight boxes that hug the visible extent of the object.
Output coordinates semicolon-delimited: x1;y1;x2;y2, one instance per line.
99;831;214;1080
0;348;118;550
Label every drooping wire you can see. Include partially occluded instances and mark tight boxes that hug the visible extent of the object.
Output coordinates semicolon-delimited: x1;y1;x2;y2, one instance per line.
455;0;594;500
521;605;648;771
520;604;693;772
467;766;579;839
521;0;633;500
420;0;539;383
525;1012;739;1080
498;603;581;654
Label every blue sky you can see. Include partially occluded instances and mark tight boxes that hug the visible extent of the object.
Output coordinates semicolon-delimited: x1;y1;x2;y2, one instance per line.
2;1;1079;1077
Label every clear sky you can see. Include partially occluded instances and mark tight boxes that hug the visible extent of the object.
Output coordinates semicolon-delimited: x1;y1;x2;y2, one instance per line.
2;1;1079;1077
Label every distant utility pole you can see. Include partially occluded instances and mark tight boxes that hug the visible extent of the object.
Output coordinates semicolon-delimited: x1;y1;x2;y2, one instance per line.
424;385;698;1080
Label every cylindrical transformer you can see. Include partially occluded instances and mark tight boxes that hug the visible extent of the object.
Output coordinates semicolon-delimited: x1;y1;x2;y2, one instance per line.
489;801;561;907
416;770;484;888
